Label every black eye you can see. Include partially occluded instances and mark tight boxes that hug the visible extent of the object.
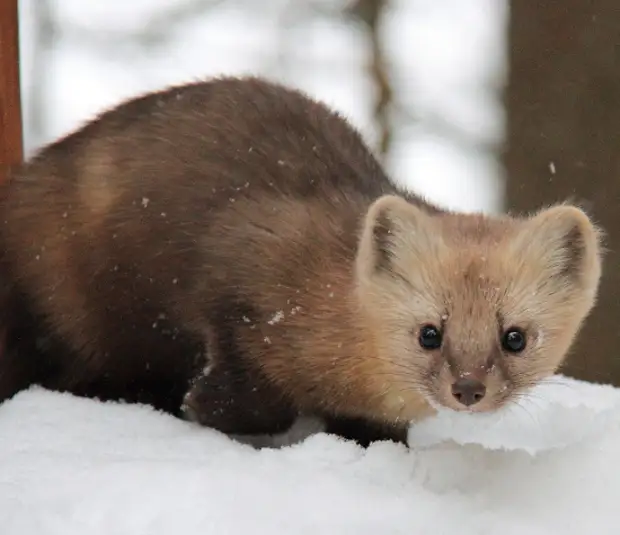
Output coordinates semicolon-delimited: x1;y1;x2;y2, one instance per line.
419;324;442;350
502;328;527;353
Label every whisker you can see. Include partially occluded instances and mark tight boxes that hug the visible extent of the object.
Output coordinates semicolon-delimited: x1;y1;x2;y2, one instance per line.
510;398;541;427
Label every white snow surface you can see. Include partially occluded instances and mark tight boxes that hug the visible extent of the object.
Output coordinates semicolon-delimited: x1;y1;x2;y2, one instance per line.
2;376;620;534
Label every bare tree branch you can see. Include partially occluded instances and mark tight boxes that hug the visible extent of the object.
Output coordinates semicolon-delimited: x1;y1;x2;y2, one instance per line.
346;0;393;156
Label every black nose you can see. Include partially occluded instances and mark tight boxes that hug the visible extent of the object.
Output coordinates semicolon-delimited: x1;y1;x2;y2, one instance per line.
451;378;486;406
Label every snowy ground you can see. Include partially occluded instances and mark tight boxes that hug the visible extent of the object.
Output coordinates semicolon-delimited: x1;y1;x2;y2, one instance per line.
2;376;620;534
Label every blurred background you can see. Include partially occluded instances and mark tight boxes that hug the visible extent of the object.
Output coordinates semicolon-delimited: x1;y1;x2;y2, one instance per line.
16;0;507;213
10;0;620;384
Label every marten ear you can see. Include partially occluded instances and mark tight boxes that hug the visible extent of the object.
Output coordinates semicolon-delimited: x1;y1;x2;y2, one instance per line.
514;204;603;294
356;195;437;280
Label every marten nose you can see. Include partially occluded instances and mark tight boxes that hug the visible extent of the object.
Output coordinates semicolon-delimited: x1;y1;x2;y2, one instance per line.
451;378;486;406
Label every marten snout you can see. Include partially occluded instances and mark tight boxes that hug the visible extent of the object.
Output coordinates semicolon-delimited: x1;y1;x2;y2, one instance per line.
451;378;486;407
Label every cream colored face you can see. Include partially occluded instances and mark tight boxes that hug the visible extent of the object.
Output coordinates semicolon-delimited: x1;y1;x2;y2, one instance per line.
355;195;603;414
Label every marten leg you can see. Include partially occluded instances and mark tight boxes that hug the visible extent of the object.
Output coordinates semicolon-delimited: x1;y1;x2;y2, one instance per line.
181;360;297;436
323;415;409;448
0;327;35;402
181;322;297;436
0;291;52;403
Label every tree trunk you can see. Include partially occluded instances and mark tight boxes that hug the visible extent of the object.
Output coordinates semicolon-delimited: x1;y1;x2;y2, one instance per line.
504;0;620;384
0;0;23;182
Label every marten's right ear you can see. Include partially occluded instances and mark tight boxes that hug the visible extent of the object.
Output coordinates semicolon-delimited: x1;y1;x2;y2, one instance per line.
356;195;437;280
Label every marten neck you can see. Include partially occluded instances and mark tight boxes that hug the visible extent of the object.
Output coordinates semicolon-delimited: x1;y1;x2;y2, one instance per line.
258;196;432;424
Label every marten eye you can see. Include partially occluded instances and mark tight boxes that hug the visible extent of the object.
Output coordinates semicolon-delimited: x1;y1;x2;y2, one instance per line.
502;328;527;353
419;324;442;350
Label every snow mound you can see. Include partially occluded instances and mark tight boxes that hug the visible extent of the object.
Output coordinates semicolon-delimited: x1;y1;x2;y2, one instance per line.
1;376;620;535
409;376;620;453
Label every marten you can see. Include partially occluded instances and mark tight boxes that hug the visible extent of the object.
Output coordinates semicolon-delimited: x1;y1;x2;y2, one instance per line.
0;76;603;447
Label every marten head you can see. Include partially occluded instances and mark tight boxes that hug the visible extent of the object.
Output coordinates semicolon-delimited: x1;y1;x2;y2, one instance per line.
355;195;602;416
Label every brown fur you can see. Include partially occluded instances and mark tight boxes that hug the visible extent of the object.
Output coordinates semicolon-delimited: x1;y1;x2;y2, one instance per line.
0;76;603;447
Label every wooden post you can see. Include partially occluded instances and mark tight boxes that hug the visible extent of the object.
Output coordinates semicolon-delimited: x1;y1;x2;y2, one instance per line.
0;0;23;182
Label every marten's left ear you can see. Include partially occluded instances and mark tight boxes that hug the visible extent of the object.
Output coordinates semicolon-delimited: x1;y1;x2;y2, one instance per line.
514;204;603;294
356;195;438;281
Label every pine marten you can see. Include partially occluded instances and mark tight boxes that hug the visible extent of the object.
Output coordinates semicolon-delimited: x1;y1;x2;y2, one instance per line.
0;76;603;446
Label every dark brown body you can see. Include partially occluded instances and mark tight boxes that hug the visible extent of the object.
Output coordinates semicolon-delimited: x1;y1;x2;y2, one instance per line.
0;76;434;445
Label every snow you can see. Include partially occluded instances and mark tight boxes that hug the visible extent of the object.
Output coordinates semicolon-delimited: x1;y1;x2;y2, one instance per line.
2;376;620;534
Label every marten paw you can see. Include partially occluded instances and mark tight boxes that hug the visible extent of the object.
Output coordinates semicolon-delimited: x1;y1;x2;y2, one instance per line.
180;362;297;436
